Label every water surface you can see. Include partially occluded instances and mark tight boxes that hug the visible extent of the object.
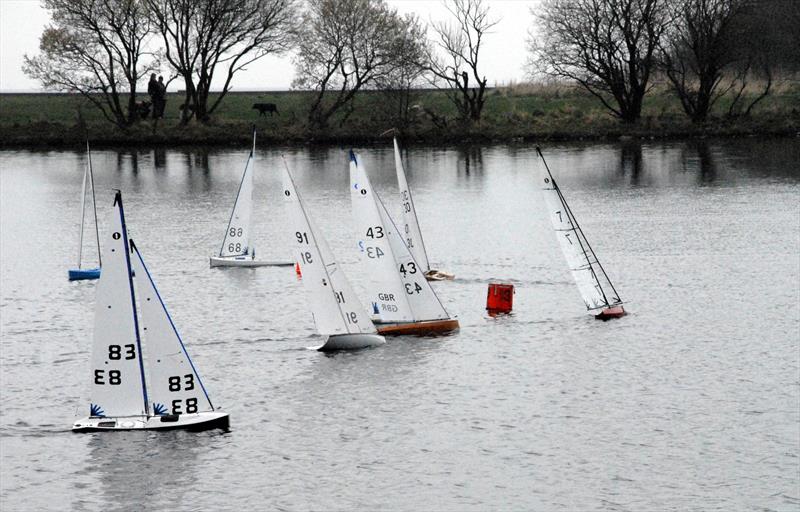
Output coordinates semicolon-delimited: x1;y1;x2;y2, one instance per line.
1;138;798;511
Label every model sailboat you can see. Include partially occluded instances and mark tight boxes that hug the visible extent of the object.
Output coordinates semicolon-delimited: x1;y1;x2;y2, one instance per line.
68;141;101;281
281;160;385;351
535;148;626;320
210;129;292;268
393;138;454;281
73;191;229;432
350;151;459;335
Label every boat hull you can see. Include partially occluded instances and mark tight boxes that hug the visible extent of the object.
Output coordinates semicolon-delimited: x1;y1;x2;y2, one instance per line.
209;256;293;268
594;306;626;320
425;269;455;281
72;411;230;432
375;318;459;336
68;268;101;281
318;333;386;352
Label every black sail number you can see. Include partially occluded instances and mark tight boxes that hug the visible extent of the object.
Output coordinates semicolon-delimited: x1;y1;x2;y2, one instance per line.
94;369;121;385
405;282;423;295
168;374;195;392
108;344;136;360
399;262;417;277
365;226;384;239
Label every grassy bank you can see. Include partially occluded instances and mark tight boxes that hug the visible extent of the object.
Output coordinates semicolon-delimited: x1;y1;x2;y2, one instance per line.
1;83;798;147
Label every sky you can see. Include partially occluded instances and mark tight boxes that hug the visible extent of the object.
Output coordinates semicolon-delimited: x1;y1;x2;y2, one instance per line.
0;0;538;92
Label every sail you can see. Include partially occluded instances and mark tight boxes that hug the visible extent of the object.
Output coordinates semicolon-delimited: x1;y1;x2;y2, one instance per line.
130;242;214;416
393;138;430;272
376;195;450;321
87;192;148;418
76;154;89;268
282;160;377;335
219;133;255;257
536;159;622;311
349;152;414;323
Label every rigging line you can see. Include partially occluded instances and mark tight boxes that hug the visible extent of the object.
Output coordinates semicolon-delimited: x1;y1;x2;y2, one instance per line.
536;148;613;307
114;191;150;416
219;144;254;258
131;241;215;411
87;140;102;267
394;138;431;271
283;159;361;334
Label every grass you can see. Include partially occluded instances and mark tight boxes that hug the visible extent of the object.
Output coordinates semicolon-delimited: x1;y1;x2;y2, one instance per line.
0;82;798;147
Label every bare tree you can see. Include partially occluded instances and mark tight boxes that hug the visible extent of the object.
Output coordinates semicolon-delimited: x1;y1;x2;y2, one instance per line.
660;0;748;123
23;0;157;128
146;0;296;123
425;0;498;123
374;14;428;131
292;0;425;130
529;0;671;123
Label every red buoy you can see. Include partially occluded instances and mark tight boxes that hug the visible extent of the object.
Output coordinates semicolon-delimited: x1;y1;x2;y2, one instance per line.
295;262;302;277
486;283;514;314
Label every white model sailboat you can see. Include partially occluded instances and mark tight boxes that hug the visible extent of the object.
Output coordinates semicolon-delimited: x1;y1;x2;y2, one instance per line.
73;191;229;432
393;138;453;281
68;141;101;281
535;147;626;320
210;129;292;268
281;160;385;351
349;151;459;335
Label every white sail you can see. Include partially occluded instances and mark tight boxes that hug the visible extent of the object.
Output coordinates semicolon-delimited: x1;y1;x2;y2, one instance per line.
76;154;89;268
349;152;414;323
393;138;430;272
219;133;255;257
130;242;215;416
282;161;377;335
87;192;148;418
536;159;622;312
376;195;450;321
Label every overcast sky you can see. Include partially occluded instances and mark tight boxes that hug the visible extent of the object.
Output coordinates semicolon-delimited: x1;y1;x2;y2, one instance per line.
0;0;538;92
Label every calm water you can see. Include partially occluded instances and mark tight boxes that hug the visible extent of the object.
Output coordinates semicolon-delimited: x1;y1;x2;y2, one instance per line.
1;139;798;511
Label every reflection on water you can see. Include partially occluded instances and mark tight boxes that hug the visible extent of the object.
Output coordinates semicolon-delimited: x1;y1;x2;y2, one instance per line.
1;138;798;511
619;141;643;185
457;145;484;176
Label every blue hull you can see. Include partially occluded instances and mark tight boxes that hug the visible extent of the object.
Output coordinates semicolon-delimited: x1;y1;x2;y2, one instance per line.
68;268;101;281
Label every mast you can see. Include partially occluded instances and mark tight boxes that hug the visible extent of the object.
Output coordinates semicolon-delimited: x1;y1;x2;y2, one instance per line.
114;192;150;416
87;141;102;267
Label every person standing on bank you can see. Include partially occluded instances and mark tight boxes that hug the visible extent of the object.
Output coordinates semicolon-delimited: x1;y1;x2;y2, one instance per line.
147;73;158;118
152;75;167;119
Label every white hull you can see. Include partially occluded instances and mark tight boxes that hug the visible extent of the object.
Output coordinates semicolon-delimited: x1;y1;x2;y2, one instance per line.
72;411;229;432
318;333;386;352
209;255;293;267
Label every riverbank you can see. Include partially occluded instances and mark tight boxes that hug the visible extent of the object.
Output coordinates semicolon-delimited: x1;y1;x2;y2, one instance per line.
1;84;798;147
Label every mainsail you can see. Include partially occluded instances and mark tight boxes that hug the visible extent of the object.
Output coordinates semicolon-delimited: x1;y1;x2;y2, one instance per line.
219;130;256;257
76;141;101;269
282;160;377;335
536;148;623;312
88;192;148;418
393;138;430;272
